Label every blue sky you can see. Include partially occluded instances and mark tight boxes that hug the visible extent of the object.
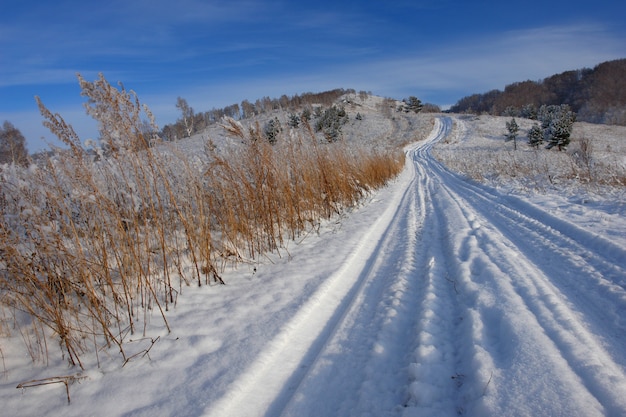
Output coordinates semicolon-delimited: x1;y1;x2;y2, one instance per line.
1;0;625;152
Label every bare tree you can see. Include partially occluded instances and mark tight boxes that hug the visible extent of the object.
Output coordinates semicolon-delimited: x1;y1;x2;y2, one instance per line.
0;121;30;166
241;100;256;119
176;97;195;137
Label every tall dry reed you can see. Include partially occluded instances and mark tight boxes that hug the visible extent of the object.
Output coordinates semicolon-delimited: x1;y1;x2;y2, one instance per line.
0;74;405;368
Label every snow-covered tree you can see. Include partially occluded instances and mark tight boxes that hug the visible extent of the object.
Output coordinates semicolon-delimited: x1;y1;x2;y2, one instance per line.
527;124;543;148
315;105;348;142
403;96;423;113
264;117;282;144
301;108;312;122
520;104;538;120
539;105;576;151
505;118;519;150
288;113;300;128
503;106;518;117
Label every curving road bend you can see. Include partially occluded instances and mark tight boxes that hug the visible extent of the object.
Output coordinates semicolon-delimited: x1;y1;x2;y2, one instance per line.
203;117;626;417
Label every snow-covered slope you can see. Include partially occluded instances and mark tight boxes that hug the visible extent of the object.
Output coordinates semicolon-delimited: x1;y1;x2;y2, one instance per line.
2;115;625;417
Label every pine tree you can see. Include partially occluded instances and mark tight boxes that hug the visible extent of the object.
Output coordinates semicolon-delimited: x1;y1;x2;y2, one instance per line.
505;118;519;150
301;108;312;122
315;105;348;142
503;106;518;117
528;124;543;148
548;108;576;150
539;104;576;150
521;104;538;120
264;117;282;145
288;113;300;128
403;96;423;113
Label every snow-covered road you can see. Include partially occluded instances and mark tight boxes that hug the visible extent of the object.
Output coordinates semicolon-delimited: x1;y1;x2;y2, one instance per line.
205;117;626;417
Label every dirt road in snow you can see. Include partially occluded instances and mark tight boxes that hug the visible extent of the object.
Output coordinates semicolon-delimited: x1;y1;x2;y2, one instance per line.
204;117;626;417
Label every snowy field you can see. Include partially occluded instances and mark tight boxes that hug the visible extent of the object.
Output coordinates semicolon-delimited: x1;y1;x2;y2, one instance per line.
434;115;626;249
1;112;625;416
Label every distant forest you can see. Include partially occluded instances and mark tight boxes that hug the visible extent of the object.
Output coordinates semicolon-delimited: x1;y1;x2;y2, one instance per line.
449;58;626;125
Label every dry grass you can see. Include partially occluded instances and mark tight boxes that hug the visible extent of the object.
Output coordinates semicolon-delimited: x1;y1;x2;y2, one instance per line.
208;117;404;259
0;75;406;368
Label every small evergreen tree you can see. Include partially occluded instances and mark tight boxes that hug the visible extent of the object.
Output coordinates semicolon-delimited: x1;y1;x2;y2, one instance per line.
264;117;282;145
300;108;312;122
505;118;519;150
538;105;558;131
547;110;576;151
503;106;518;117
403;96;423;113
539;104;576;151
288;113;300;128
521;104;538;120
315;105;348;142
528;124;543;148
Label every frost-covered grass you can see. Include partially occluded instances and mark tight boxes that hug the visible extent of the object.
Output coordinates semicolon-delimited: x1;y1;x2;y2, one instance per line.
434;115;626;191
0;79;411;371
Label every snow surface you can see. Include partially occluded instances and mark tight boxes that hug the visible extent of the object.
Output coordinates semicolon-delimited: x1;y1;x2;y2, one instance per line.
2;115;626;416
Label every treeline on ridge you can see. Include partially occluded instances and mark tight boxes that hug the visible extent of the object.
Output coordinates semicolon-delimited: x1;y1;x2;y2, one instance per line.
161;88;366;141
449;58;626;125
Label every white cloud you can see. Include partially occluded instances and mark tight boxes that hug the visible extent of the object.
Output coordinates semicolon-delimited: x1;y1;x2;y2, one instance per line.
305;23;626;100
139;23;626;123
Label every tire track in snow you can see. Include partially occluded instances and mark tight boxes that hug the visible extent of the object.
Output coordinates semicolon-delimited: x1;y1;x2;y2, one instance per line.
275;118;475;417
410;117;626;416
276;154;428;417
402;118;516;416
402;118;474;416
436;157;626;369
201;121;442;417
428;119;626;365
277;119;470;417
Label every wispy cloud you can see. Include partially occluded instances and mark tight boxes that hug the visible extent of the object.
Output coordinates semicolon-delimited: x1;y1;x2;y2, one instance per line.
0;0;270;87
316;23;626;99
151;22;626;114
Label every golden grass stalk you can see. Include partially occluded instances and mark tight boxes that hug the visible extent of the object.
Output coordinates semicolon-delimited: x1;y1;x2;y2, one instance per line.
1;79;406;370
